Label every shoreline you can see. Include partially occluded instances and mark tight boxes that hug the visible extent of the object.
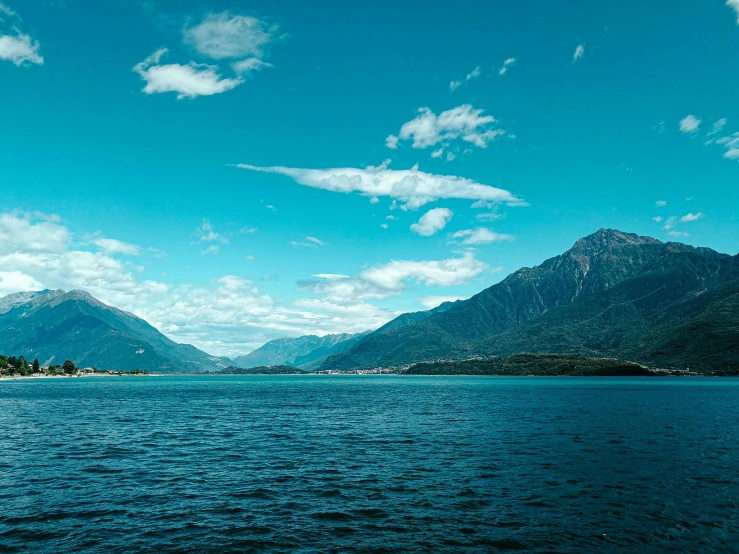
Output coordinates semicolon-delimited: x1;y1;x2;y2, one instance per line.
3;372;737;381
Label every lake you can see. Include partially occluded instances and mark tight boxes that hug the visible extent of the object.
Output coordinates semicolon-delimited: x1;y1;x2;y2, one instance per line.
1;375;738;552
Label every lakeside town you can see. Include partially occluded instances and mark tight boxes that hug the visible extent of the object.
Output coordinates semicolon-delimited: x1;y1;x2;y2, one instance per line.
0;355;149;378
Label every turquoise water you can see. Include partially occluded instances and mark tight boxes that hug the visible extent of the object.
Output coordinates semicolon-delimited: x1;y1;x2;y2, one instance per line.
1;375;738;552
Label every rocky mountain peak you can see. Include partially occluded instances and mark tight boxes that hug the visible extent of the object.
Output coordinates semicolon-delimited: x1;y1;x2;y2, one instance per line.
570;229;662;254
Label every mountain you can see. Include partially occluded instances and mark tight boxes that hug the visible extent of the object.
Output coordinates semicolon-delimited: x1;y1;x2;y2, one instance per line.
367;299;461;336
233;332;369;369
321;229;739;372
232;301;461;370
0;289;229;372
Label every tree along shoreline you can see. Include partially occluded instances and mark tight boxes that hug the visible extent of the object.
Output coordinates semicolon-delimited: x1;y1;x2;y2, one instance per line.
0;354;150;378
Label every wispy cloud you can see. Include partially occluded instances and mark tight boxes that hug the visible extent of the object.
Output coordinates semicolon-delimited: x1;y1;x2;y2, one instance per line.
194;219;229;244
573;44;585;62
656;200;667;207
448;227;514;245
0;3;16;17
450;66;481;92
183;13;277;60
291;236;326;248
236;159;525;210
498;57;516;76
92;238;141;256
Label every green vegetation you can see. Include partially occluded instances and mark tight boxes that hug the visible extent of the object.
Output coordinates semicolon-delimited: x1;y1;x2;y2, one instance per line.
404;354;657;376
219;365;306;375
0;355;150;378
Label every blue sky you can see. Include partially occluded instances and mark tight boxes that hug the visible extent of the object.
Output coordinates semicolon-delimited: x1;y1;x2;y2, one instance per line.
1;0;739;355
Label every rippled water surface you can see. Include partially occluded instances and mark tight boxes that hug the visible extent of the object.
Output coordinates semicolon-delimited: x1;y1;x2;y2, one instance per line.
2;376;739;552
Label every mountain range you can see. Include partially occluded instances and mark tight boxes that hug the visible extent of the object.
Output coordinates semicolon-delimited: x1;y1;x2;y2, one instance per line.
232;332;368;370
0;289;229;372
232;299;461;370
319;229;739;372
1;229;737;373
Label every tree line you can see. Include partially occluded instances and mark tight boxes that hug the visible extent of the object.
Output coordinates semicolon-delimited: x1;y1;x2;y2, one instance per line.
0;355;78;376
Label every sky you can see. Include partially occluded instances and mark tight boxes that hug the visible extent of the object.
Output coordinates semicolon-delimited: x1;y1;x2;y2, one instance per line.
1;0;739;356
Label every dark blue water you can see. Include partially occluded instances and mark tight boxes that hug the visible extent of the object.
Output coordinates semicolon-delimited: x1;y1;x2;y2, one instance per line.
1;376;739;552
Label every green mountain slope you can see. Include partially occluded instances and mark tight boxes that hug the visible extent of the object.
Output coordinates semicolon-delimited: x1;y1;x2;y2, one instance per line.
0;290;229;372
232;332;369;369
321;229;738;371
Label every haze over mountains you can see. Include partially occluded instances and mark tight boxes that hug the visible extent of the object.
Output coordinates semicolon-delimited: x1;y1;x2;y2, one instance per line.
2;229;737;373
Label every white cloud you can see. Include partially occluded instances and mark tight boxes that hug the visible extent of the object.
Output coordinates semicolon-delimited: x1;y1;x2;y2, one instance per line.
680;212;703;222
726;148;739;159
655;200;667;207
663;216;678;230
449;227;514;245
475;212;503;221
709;118;727;136
667;230;689;237
0;32;43;66
498;57;516;76
183;13;276;59
386;105;507;156
0;212;70;254
728;0;739;23
92;238;141;256
291;236;326;248
202;245;220;255
449;66;480;92
380;223;389;229
231;57;271;76
360;252;490;290
419;295;467;309
652;216;663;223
194;219;228;244
410;207;453;236
0;3;16;17
679;115;701;134
0;271;43;296
369;196;380;204
573;44;585;62
236;159;525;210
0;212;501;356
133;49;243;99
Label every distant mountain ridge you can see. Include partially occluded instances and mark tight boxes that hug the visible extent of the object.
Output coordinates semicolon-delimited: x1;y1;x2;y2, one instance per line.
232;332;370;369
321;229;739;372
0;289;230;372
232;299;461;370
